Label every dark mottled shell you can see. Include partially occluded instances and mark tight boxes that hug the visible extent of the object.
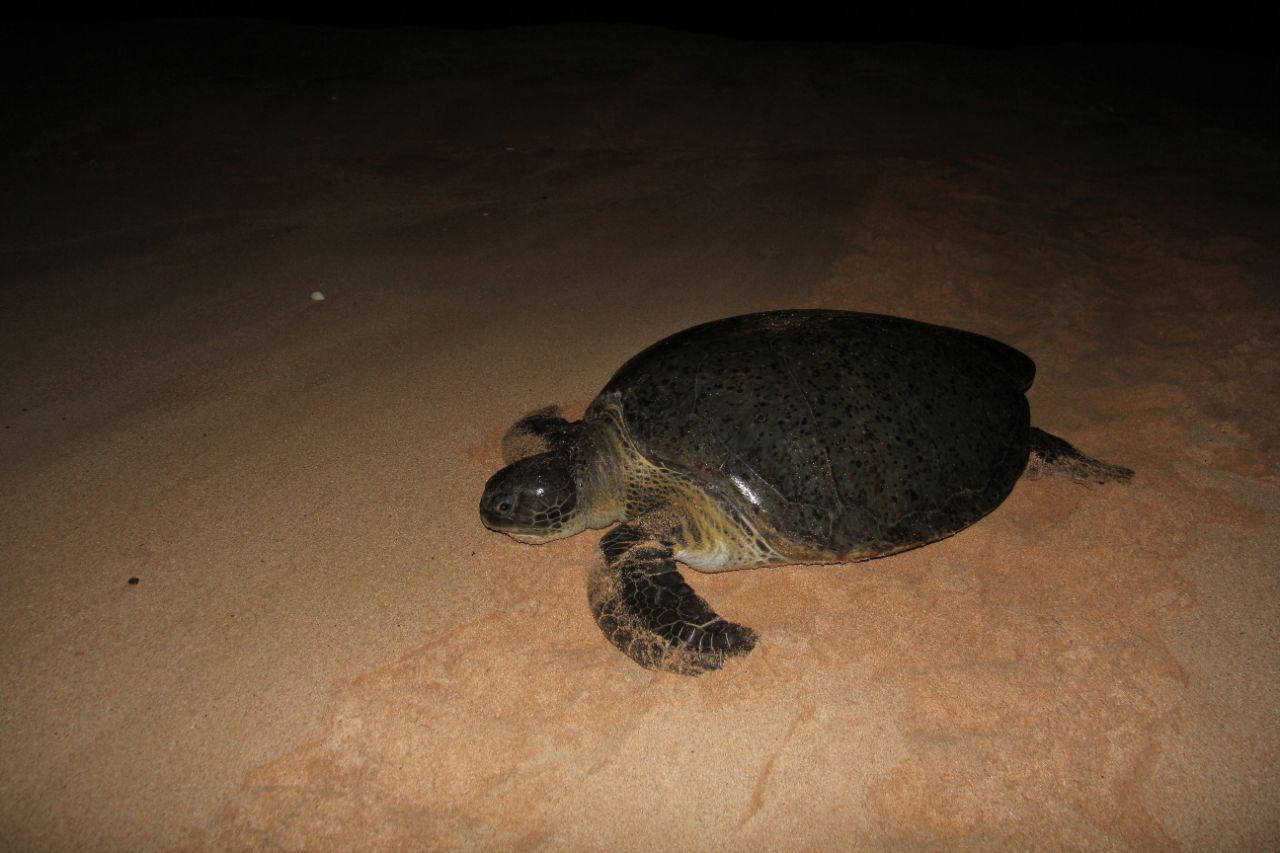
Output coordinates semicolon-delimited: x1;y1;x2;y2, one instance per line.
587;310;1035;557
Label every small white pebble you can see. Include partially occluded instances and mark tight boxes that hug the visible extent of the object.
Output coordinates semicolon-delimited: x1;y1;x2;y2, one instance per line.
311;291;325;301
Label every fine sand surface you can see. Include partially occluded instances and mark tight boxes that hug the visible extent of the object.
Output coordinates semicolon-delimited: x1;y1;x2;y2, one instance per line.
2;21;1277;851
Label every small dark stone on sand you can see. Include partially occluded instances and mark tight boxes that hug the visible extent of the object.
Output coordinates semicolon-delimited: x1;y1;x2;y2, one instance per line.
128;577;139;585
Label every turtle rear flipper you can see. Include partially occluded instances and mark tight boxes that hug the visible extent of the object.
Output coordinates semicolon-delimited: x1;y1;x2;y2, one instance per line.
1026;427;1134;484
589;523;756;675
502;405;571;463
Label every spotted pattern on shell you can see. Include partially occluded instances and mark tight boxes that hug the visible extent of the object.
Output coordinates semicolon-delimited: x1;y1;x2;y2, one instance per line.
589;310;1034;562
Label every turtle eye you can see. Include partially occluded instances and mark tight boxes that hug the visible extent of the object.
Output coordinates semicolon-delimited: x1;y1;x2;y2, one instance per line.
486;493;516;517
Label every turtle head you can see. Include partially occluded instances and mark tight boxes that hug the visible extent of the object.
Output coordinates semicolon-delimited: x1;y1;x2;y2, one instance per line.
479;450;586;543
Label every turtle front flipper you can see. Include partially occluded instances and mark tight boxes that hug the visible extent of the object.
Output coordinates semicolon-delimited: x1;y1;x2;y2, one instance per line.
502;405;571;464
588;523;757;675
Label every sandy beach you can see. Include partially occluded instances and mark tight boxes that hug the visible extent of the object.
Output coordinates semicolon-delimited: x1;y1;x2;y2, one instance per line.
2;20;1277;850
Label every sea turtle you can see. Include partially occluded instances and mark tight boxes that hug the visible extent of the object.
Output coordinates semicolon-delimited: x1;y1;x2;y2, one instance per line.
479;310;1132;675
